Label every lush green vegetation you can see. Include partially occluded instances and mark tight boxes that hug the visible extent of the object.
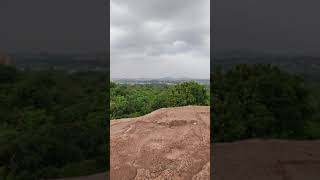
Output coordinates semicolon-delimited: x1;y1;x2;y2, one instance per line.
3;61;319;178
212;64;320;142
306;82;320;139
110;82;210;119
0;65;108;180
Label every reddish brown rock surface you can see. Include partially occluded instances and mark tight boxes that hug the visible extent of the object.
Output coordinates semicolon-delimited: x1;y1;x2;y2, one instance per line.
213;139;320;180
110;106;210;180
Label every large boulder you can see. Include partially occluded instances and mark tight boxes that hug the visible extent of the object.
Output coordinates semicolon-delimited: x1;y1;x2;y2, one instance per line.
213;139;320;180
110;106;210;180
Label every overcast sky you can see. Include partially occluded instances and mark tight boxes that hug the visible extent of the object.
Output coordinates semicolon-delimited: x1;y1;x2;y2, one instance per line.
0;0;107;53
214;0;320;55
111;0;210;79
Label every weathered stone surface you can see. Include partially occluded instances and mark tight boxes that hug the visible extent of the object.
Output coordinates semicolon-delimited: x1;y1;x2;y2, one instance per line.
110;106;210;180
213;139;320;180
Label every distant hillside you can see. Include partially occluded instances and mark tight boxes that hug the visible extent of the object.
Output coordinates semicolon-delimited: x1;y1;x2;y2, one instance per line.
8;52;108;72
212;51;320;81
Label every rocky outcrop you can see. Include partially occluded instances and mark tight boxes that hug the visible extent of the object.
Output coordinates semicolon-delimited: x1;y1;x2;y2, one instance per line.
110;106;210;180
213;139;320;180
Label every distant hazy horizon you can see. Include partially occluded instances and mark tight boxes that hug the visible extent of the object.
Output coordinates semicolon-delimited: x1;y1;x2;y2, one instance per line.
111;76;210;81
111;73;209;80
110;0;210;79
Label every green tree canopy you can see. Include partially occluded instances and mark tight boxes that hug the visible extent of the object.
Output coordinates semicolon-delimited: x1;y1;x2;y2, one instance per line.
212;64;312;142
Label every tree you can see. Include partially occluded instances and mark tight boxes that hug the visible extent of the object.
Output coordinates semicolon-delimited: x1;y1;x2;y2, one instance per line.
0;65;18;83
212;64;312;142
168;82;209;106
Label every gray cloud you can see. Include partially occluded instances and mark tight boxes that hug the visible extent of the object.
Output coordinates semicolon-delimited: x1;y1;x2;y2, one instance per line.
214;0;320;55
0;0;107;53
111;0;210;79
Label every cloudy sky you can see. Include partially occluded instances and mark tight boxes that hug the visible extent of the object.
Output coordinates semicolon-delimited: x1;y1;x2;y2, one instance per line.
214;0;320;55
0;0;107;53
111;0;210;79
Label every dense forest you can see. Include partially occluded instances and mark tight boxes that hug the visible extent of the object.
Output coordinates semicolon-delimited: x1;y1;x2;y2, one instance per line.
0;65;108;180
211;64;320;142
111;63;320;143
2;60;319;178
110;82;210;119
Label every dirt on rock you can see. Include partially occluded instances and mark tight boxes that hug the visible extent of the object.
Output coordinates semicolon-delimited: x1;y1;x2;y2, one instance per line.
213;139;320;180
110;106;210;180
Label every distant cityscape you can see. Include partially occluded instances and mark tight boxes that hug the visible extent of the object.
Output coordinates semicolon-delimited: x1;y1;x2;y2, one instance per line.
112;78;210;86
